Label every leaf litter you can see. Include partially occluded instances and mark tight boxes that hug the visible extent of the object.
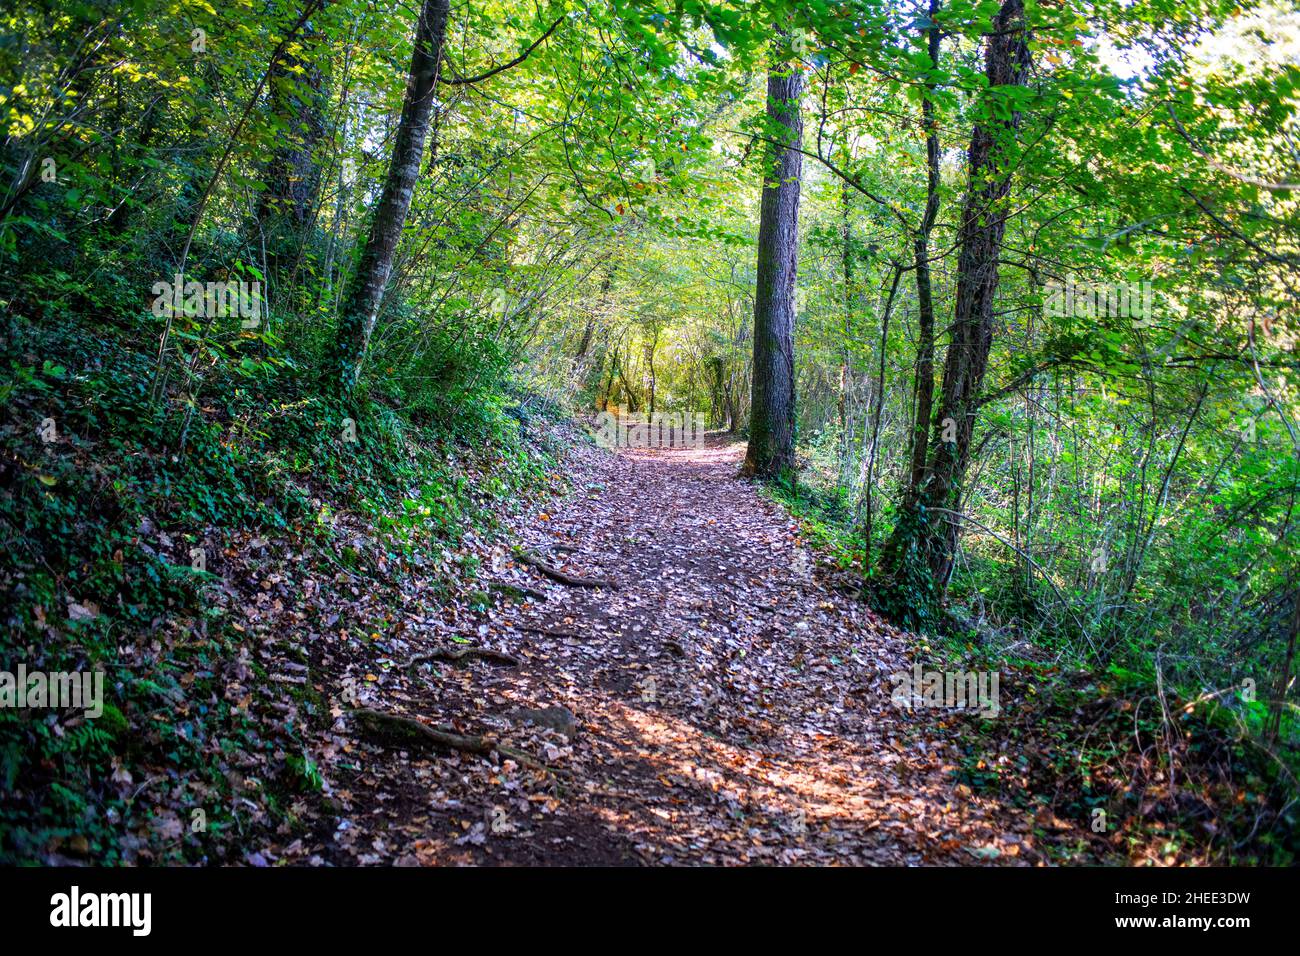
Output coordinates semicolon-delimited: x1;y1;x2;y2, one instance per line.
262;434;1042;866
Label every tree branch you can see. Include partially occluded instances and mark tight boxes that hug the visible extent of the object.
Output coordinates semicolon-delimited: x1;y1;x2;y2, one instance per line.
441;14;565;85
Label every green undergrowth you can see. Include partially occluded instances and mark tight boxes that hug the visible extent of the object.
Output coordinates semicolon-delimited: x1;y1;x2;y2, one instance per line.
767;471;1299;864
0;311;564;864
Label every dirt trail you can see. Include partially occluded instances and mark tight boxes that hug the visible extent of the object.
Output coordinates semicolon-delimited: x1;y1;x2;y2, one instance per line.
280;435;1037;866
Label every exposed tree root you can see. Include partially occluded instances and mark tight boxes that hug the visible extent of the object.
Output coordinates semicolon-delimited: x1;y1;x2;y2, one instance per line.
486;579;548;602
405;645;520;669
351;707;547;771
514;549;617;589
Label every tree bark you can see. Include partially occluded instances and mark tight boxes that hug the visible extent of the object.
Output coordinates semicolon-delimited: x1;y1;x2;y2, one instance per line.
906;0;943;491
327;0;450;396
838;175;854;485
742;50;803;479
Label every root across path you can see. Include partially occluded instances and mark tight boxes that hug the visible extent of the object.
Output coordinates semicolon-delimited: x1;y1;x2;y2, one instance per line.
277;435;1040;866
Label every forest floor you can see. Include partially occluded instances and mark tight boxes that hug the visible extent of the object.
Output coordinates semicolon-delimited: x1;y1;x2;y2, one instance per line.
266;434;1050;866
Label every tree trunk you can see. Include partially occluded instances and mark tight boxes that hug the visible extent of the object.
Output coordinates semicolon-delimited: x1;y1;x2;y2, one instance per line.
327;0;450;396
860;265;903;571
906;0;942;491
882;0;1031;597
255;2;328;252
838;175;854;485
1269;588;1299;743
742;52;803;479
573;265;613;378
644;326;659;414
600;351;618;411
616;346;639;412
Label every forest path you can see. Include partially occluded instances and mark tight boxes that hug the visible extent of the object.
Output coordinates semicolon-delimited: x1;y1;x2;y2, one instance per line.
285;434;1036;866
